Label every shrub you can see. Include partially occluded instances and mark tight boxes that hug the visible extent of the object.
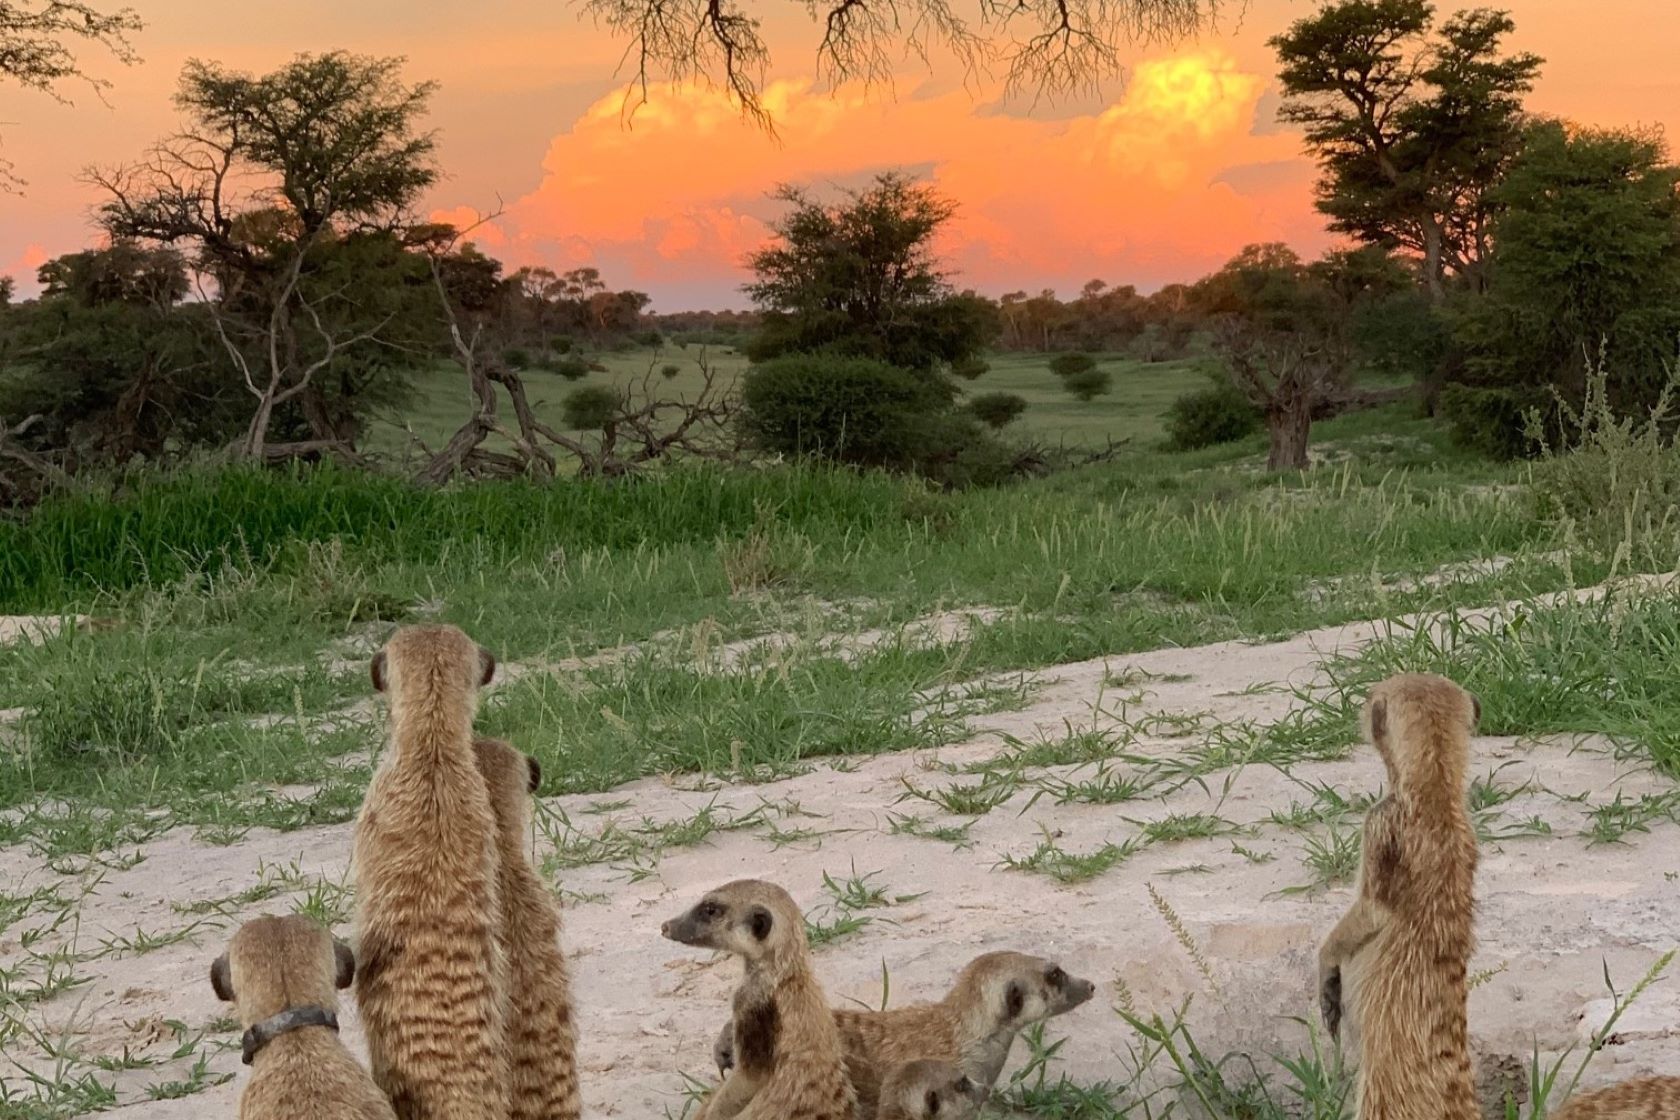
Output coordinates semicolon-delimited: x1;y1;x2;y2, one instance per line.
562;385;621;430
539;354;592;380
966;392;1028;429
951;356;989;381
503;347;531;369
661;363;682;379
634;329;664;348
739;355;945;467
1439;384;1550;461
1164;380;1262;450
1063;367;1113;401
1048;352;1097;378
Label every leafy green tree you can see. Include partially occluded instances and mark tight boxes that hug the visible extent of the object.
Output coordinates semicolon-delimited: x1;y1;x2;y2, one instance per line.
1446;120;1680;456
744;173;995;376
90;52;439;460
1271;1;1541;299
1063;367;1113;401
37;242;189;307
966;392;1028;429
1048;352;1097;379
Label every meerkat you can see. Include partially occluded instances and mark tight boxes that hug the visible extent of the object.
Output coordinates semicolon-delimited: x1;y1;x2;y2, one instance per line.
1317;672;1481;1120
210;914;396;1120
473;737;581;1120
712;950;1094;1119
875;1060;985;1120
663;879;855;1120
1552;1077;1680;1120
352;624;509;1120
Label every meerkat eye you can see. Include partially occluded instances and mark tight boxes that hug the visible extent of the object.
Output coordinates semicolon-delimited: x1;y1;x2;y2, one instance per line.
698;901;721;920
1046;967;1066;987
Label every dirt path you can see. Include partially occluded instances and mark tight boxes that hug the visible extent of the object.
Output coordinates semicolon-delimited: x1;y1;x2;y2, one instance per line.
4;602;1677;1117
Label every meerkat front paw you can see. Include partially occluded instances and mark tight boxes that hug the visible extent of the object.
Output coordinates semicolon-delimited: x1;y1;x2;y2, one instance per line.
1319;963;1343;1042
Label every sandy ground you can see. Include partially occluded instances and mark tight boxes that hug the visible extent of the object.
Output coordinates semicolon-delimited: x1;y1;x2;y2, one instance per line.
2;596;1678;1117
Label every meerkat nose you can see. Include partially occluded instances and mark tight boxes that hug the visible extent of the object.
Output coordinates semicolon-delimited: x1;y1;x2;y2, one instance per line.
661;919;674;938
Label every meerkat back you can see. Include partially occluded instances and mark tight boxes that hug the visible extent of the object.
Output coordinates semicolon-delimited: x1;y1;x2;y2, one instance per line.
352;625;510;1120
474;738;581;1120
1553;1077;1680;1120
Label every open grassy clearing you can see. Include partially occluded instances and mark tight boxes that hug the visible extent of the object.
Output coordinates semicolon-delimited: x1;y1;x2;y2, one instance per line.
1;413;1677;1118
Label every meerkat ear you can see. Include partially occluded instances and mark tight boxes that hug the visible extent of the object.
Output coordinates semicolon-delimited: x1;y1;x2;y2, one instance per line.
1470;693;1482;728
925;1089;942;1116
333;940;356;989
748;906;773;942
525;755;542;794
1005;981;1025;1019
210;954;234;1002
1369;697;1387;742
370;651;388;693
478;648;497;688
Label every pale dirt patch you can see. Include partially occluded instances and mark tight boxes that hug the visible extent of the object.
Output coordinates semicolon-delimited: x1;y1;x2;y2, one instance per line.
4;597;1679;1118
0;614;86;646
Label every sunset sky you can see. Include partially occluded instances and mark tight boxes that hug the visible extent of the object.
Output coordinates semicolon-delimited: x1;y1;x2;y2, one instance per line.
1;1;1676;310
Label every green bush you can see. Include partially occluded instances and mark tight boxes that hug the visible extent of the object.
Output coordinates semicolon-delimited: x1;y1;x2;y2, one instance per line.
503;347;531;369
1165;380;1261;450
562;385;621;430
966;392;1028;429
539;354;592;380
1048;352;1097;378
1439;384;1550;460
1063;367;1113;401
951;356;989;381
661;363;682;379
740;355;945;466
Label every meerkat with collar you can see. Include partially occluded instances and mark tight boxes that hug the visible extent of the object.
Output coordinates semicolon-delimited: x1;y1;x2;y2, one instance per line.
473;738;580;1120
713;950;1094;1118
353;625;509;1120
1318;672;1481;1120
1553;1078;1680;1120
210;914;395;1120
876;1060;985;1120
663;879;854;1120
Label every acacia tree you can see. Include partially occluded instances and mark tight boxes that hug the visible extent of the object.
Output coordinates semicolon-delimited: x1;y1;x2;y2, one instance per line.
584;0;1221;128
746;172;993;374
88;52;439;461
1198;244;1409;469
0;1;142;188
1271;0;1541;300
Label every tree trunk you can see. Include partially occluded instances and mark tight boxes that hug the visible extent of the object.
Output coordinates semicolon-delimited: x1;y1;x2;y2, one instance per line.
1422;221;1446;303
241;392;276;461
1266;402;1313;471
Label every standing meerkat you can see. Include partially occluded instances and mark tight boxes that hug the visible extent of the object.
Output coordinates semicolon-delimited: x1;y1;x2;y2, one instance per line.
1552;1078;1680;1120
473;737;581;1120
210;914;396;1120
875;1060;985;1120
352;624;509;1120
713;951;1094;1119
663;879;855;1120
1318;672;1481;1120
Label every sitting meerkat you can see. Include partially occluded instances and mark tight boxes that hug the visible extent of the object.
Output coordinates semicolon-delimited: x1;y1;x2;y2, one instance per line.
210;914;396;1120
1553;1077;1680;1120
663;879;855;1120
876;1060;986;1120
1318;672;1481;1120
713;950;1094;1118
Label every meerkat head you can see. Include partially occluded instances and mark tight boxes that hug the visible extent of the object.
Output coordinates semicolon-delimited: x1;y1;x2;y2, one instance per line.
473;737;542;837
952;951;1096;1036
1364;672;1480;789
661;879;808;966
880;1059;986;1120
209;914;354;1028
370;624;495;701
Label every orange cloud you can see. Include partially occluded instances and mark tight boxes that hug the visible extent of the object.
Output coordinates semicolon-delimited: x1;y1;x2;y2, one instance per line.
475;50;1326;308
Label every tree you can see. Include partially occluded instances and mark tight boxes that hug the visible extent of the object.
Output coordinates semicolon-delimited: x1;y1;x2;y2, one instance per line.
89;52;439;461
967;391;1028;429
1063;366;1113;401
1271;1;1541;299
36;242;188;306
1446;120;1680;455
745;172;994;375
1197;244;1410;470
0;1;142;189
584;0;1220;129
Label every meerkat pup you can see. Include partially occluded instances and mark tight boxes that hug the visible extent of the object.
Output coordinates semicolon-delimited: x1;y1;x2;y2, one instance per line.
1552;1077;1680;1120
876;1060;985;1120
1318;672;1481;1120
353;625;509;1120
663;879;855;1120
713;950;1093;1118
473;737;581;1120
210;914;396;1120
